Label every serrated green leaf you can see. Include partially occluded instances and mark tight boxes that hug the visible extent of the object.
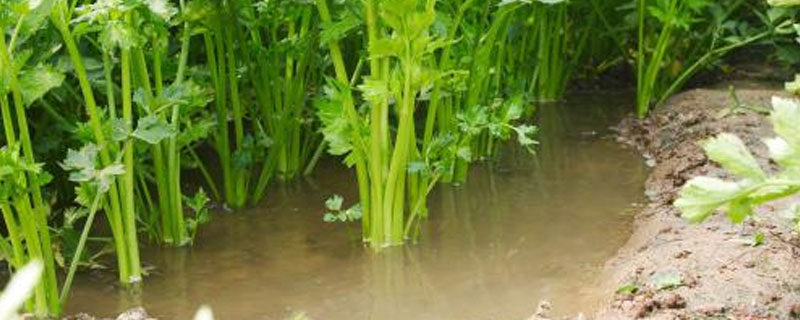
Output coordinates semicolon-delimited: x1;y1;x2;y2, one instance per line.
319;12;362;44
323;213;337;223
771;97;800;150
18;0;55;37
178;119;215;148
111;118;130;142
513;124;538;153
316;78;356;156
325;195;343;211
359;77;391;106
143;0;177;21
96;164;124;193
701;133;766;181
18;65;65;106
61;144;99;174
184;188;209;213
369;38;404;58
726;198;752;223
675;177;743;223
100;21;143;51
63;207;89;229
132;115;176;144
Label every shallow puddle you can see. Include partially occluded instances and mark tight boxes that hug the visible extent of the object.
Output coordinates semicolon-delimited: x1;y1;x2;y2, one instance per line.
66;92;647;319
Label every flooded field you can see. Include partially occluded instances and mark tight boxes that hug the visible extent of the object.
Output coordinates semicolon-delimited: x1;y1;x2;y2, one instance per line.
65;92;647;319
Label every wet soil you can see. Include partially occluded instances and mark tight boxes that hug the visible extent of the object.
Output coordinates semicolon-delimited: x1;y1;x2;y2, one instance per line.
597;84;800;319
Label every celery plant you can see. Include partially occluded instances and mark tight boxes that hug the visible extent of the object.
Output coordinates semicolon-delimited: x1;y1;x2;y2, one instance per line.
0;1;66;315
58;144;124;303
676;97;800;226
315;0;536;246
51;0;142;284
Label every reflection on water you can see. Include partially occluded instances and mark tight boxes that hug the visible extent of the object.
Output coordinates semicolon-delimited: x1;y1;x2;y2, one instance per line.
65;92;646;319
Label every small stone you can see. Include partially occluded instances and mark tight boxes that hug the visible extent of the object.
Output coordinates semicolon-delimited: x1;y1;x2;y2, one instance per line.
658;293;686;309
693;303;725;316
674;250;691;259
530;300;551;320
63;313;96;320
790;303;800;317
116;308;155;320
634;299;656;318
620;300;634;311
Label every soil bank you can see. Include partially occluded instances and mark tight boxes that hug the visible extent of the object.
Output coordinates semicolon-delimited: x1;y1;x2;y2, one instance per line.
596;83;800;319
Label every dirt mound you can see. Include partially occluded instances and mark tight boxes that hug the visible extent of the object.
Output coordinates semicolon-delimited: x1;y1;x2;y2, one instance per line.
597;86;800;319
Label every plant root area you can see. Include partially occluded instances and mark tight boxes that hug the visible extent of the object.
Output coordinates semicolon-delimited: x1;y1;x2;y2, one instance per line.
596;83;800;319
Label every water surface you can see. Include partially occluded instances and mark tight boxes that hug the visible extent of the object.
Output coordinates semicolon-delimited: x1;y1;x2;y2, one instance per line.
66;92;647;319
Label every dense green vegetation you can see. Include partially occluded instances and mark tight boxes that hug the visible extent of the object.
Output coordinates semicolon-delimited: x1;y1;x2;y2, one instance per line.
0;0;794;316
676;0;800;228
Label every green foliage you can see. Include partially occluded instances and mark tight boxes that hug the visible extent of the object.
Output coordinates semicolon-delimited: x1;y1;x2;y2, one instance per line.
18;65;64;107
616;284;639;295
131;115;176;145
315;79;357;157
0;144;46;200
0;0;793;312
322;195;362;223
61;144;124;194
751;233;766;247
675;97;800;225
184;188;211;241
634;0;776;117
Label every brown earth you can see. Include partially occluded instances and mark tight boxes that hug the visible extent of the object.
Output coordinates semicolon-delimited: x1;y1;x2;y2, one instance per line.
595;84;800;319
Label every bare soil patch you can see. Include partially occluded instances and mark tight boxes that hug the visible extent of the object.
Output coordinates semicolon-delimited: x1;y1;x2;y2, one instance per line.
597;84;800;319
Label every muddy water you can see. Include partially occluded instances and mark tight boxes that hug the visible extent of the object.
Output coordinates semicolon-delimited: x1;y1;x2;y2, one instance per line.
65;92;647;319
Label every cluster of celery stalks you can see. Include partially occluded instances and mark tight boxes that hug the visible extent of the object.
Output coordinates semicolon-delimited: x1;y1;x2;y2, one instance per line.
0;0;784;316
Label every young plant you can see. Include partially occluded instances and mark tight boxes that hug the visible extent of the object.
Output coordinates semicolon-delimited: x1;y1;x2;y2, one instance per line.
191;0;314;208
58;144;124;304
0;146;57;317
675;97;800;226
50;0;143;285
0;1;64;314
634;0;774;117
250;0;323;183
507;0;572;102
322;195;361;223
